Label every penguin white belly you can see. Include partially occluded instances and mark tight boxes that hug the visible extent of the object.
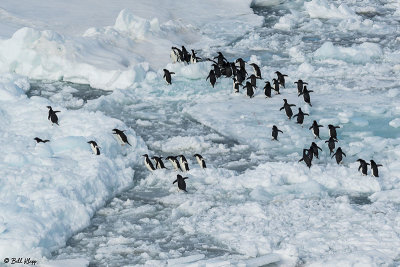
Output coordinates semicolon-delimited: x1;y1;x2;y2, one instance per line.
114;133;125;145
171;50;178;63
144;160;154;171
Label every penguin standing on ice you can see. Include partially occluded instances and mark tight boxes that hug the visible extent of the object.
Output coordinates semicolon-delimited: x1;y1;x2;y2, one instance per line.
310;142;322;159
190;49;201;64
328;125;340;140
87;141;100;155
214;52;228;66
233;78;241;93
298;86;314;107
275;71;288;88
173;174;188;192
34;137;50;143
236;58;246;70
294;80;308;95
299;149;312;168
325;137;338;155
171;47;182;63
178;155;190;172
309;120;323;139
152;156;166;169
244;81;255;98
272;78;280;94
181;46;190;63
166;156;183;171
194;154;206;169
357;159;369;176
247;74;259;88
112;129;131;146
272;125;283;141
264;81;272;98
249;63;262;79
47;106;60;126
332;147;346;164
206;70;217;88
142;154;155;171
370;160;382;177
293;108;309;125
163;69;175;85
280;99;296;120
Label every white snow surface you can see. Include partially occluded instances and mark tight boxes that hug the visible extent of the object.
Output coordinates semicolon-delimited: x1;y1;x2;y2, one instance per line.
0;0;400;266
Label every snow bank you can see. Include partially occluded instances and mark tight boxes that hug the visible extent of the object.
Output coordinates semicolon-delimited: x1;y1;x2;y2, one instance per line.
304;0;358;19
314;42;382;64
0;73;147;258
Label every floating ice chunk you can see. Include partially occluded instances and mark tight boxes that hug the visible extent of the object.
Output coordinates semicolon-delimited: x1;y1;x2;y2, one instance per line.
167;254;205;265
389;118;400;128
314;42;382;64
243;253;281;266
304;0;358;19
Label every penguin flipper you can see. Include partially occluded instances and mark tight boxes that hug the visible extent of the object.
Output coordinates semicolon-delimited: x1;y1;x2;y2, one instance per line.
173;179;177;184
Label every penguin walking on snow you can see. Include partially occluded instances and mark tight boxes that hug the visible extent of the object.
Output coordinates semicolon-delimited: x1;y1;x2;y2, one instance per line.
249;63;262;79
87;141;100;155
163;69;175;85
173;174;188;192
47;106;60;126
244;81;255;98
178;155;190;172
332;147;346;164
34;137;50;143
152;156;166;169
310;142;322;159
275;71;288;88
309;120;323;139
112;129;131;146
325;137;338;155
357;159;369;176
166;156;183;171
206;70;217;88
293;108;309;125
328;125;340;140
299;149;312;168
280;99;296;120
194;154;207;169
142;154;155;171
370;160;382;177
272;78;280;94
264;81;272;98
298;86;314;106
294;79;308;95
272;125;283;141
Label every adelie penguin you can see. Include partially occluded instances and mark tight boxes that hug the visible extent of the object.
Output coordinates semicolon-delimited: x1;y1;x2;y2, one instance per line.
173;174;188;192
206;70;217;88
214;52;228;66
47;106;60;126
236;58;246;70
293;108;309;125
325;137;338;155
298;86;314;107
271;125;283;141
331;147;346;164
190;49;201;64
357;159;369;176
370;160;382;177
299;149;312;168
249;63;262;79
34;137;50;143
178;155;190;172
280;99;296;120
212;63;222;78
151;156;166;169
87;141;100;155
275;71;288;88
142;154;155;171
264;81;272;98
272;78;280;94
166;156;183;171
328;124;340;140
233;78;241;93
309;120;323;139
244;81;255;98
294;80;308;95
171;47;182;63
310;142;322;159
247;74;259;88
112;128;131;146
163;69;175;85
181;46;190;63
194;154;206;169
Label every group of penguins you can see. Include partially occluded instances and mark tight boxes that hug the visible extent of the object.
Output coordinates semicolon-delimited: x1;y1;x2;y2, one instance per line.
165;48;383;180
34;105;207;193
